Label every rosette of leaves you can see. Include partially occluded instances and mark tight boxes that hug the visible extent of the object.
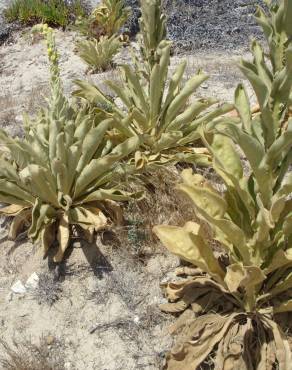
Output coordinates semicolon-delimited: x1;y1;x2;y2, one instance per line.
73;0;233;170
76;35;122;72
0;113;140;262
153;1;292;368
0;26;140;262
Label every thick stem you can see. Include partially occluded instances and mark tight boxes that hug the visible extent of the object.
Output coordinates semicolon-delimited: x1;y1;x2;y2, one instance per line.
244;286;256;312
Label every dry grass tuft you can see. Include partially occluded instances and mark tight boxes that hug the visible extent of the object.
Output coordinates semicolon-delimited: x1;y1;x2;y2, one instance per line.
0;338;64;370
0;94;17;128
126;165;196;225
114;164;218;259
32;271;62;306
106;165;197;261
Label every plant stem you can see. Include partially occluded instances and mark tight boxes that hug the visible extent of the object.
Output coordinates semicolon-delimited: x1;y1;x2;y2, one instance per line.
244;287;256;312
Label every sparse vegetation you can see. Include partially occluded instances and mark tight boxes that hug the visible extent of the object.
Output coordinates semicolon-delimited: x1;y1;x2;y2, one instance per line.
3;0;86;28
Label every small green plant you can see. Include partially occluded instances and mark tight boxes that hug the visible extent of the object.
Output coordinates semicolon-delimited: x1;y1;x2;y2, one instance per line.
76;35;122;72
0;25;141;262
74;0;233;169
126;218;147;252
153;1;292;368
3;0;86;28
75;0;130;39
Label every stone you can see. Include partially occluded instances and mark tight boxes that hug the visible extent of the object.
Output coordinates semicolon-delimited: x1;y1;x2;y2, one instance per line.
11;280;26;294
25;272;39;290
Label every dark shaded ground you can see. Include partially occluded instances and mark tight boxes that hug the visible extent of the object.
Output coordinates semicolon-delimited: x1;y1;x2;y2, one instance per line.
0;0;10;45
125;0;265;52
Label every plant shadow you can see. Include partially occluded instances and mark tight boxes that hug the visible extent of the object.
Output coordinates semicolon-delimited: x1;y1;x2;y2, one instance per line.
46;236;113;281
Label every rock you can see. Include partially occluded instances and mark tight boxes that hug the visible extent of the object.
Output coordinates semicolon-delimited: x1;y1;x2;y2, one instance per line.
15;114;23;124
25;272;39;290
11;280;26;294
133;316;140;324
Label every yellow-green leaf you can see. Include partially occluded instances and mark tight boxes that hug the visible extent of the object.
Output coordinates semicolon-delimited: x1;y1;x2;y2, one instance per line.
153;221;225;283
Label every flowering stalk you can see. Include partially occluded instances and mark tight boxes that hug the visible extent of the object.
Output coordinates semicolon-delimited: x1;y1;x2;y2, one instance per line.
32;24;61;86
32;24;67;119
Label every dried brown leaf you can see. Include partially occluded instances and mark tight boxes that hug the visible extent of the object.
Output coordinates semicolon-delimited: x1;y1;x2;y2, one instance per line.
54;213;70;262
164;314;237;370
8;208;31;239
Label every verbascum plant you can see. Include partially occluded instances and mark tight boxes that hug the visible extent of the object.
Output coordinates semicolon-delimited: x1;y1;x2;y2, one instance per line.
0;26;140;262
91;0;131;37
76;35;122;72
153;1;292;368
74;0;233;170
75;0;130;40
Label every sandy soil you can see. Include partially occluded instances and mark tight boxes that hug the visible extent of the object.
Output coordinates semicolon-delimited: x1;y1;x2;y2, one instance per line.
0;227;178;369
0;28;253;369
